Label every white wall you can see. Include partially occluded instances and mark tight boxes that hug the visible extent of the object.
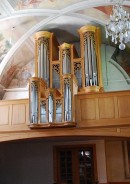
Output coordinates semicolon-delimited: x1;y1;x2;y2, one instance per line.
106;140;130;182
0;139;107;184
3;88;29;100
101;44;130;91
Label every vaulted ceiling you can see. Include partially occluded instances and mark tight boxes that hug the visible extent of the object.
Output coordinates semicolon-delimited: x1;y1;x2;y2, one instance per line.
0;0;130;99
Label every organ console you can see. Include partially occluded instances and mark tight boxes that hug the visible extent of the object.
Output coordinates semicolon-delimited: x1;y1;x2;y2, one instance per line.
29;25;103;128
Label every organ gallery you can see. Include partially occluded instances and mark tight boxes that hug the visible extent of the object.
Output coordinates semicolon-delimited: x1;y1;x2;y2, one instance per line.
29;25;103;128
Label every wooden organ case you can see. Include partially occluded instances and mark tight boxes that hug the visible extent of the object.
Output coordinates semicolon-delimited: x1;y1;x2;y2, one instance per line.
29;25;103;128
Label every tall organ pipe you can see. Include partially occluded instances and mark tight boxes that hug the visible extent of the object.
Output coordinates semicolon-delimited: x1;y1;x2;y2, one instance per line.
84;41;89;86
38;46;41;78
87;36;92;86
35;31;51;87
46;47;50;87
91;38;98;85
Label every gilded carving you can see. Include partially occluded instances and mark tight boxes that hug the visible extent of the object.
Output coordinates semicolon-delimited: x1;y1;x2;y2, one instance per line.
52;64;60;75
56;99;62;109
83;32;96;49
62;48;71;61
74;62;81;74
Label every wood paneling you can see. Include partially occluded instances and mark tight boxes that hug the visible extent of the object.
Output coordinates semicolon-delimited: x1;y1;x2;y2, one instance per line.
81;98;96;120
109;182;130;184
117;96;130;118
76;90;130;127
99;97;115;119
0;105;10;125
12;104;26;124
0;91;130;141
0;99;29;130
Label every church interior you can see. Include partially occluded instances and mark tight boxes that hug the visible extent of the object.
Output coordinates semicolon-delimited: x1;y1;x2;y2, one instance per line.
0;0;130;184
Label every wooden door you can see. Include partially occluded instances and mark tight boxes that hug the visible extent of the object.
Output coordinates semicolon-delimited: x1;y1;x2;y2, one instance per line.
53;145;98;184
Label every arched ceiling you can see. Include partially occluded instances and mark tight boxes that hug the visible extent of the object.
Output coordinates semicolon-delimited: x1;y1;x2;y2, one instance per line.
0;0;130;99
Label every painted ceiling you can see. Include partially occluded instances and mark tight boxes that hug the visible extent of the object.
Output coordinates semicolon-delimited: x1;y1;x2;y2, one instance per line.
0;0;130;99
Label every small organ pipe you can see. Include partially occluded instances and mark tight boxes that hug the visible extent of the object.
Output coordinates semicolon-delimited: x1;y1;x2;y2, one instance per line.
67;55;71;74
64;83;68;121
63;53;67;74
68;86;71;121
64;83;72;122
31;84;38;123
48;95;54;122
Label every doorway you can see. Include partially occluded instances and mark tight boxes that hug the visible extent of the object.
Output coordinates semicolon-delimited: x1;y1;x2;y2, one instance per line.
53;144;98;184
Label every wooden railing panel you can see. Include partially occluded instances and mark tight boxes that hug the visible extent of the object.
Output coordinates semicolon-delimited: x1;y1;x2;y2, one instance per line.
75;90;130;127
12;104;26;125
0;91;130;135
117;96;130;118
0;105;10;125
0;99;29;131
99;97;115;119
80;98;96;120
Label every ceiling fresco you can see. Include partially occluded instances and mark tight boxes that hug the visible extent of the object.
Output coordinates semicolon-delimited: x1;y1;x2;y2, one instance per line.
76;7;109;24
1;40;34;88
0;16;45;64
7;0;87;10
0;0;130;99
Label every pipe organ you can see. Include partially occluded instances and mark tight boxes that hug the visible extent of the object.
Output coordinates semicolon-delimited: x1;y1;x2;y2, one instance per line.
78;25;103;92
29;25;103;128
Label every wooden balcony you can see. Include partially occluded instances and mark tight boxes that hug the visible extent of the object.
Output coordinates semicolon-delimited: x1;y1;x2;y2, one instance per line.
0;90;130;142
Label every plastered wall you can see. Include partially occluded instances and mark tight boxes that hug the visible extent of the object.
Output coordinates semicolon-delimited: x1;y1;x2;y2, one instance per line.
0;139;107;184
106;140;130;182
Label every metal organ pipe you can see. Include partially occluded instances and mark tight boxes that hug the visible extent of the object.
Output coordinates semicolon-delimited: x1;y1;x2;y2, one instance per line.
40;42;44;79
63;52;71;74
68;85;71;121
88;36;92;86
84;34;98;87
30;83;38;123
37;39;50;87
67;54;71;74
38;45;41;78
63;53;67;74
48;94;54;123
91;39;98;86
84;41;89;86
64;83;72;122
43;44;46;80
46;47;50;87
